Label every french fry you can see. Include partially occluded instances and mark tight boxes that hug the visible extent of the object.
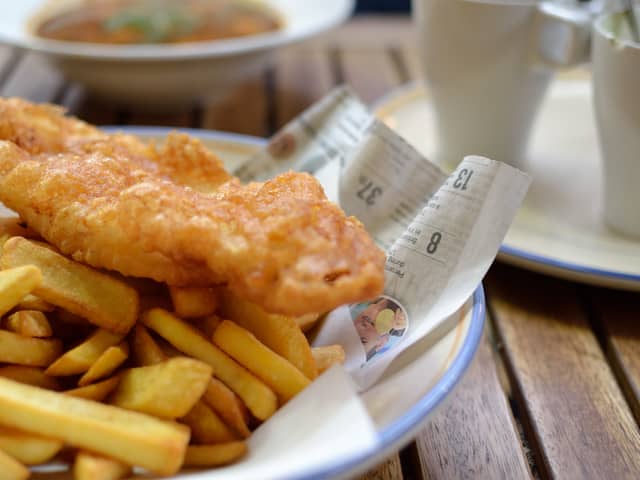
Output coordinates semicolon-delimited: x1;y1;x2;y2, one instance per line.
0;329;61;367
219;290;318;380
0;377;189;475
296;312;321;333
45;328;123;376
0;237;139;333
131;324;167;366
0;264;42;317
312;345;346;374
0;447;29;480
202;378;251;439
16;293;54;312
169;286;219;318
0;366;61;390
0;426;63;464
183;442;247;467
142;308;277;420
78;342;129;387
5;310;52;337
65;376;120;402
74;451;131;480
110;357;212;419
180;400;237;444
213;320;311;403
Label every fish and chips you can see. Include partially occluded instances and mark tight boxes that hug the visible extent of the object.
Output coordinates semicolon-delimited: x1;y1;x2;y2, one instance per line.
0;97;384;478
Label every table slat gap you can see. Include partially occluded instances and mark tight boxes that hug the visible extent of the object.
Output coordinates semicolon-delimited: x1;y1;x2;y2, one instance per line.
414;330;532;480
486;264;640;480
388;47;411;85
586;287;640;427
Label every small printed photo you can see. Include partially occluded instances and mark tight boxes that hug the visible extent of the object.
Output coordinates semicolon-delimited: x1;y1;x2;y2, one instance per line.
350;295;408;363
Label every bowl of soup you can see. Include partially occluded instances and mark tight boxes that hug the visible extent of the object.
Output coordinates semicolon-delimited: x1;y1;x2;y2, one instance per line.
0;0;354;109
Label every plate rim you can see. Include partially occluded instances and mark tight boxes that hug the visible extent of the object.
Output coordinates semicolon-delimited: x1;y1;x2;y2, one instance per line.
0;0;354;61
373;81;640;292
103;125;486;479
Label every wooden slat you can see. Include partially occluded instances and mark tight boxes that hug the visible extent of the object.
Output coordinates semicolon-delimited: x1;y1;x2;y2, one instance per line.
1;53;65;102
486;264;640;479
360;455;404;480
202;75;269;137
338;49;401;105
589;289;640;424
273;47;333;128
414;331;531;479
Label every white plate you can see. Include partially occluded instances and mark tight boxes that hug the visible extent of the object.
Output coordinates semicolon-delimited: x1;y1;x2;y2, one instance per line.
29;127;484;479
374;74;640;291
0;1;354;109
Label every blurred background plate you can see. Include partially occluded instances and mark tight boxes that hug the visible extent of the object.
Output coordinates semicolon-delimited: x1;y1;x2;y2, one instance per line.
80;126;484;480
375;72;640;291
0;0;354;110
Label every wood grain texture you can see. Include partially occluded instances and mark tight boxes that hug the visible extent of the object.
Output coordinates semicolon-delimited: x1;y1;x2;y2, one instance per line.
360;454;404;480
414;330;531;480
487;264;640;480
589;288;640;425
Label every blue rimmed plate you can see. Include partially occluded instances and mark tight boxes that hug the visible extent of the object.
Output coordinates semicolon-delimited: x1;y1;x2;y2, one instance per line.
374;73;640;292
92;126;486;480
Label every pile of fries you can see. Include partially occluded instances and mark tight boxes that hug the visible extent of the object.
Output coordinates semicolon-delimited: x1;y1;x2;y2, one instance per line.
0;218;346;479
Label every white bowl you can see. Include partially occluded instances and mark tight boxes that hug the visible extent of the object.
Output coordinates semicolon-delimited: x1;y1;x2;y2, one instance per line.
0;0;354;110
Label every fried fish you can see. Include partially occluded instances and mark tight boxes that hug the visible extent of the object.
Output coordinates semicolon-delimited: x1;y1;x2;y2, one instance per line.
0;98;385;315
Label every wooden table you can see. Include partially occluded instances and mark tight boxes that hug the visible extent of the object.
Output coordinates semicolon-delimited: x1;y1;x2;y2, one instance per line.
3;14;640;480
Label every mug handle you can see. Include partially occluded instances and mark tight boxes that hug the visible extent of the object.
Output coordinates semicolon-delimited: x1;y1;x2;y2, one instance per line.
533;1;597;67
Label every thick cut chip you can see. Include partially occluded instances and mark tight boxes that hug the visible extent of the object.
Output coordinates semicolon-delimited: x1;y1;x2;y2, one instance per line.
17;293;54;312
312;345;346;374
0;426;63;464
296;312;321;333
180;400;237;444
78;342;129;386
202;378;251;439
191;314;222;339
65;376;120;402
0;366;61;390
74;451;131;480
0;329;61;367
0;237;139;333
183;442;247;467
0;264;42;316
46;329;123;376
5;309;52;337
169;286;219;318
131;324;167;366
110;357;212;419
0;447;29;480
213;320;311;403
142;308;277;420
0;377;189;475
219;290;317;380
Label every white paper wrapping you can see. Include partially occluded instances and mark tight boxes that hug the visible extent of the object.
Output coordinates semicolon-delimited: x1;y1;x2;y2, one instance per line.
236;87;531;391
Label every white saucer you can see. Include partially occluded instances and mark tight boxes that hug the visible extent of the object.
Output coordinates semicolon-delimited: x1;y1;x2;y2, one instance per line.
375;73;640;291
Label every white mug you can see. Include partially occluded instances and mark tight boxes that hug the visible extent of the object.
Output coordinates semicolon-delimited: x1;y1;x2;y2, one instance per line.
593;8;640;237
413;0;593;168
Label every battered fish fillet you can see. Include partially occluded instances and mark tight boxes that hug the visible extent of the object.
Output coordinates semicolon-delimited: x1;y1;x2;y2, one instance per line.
0;99;385;315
